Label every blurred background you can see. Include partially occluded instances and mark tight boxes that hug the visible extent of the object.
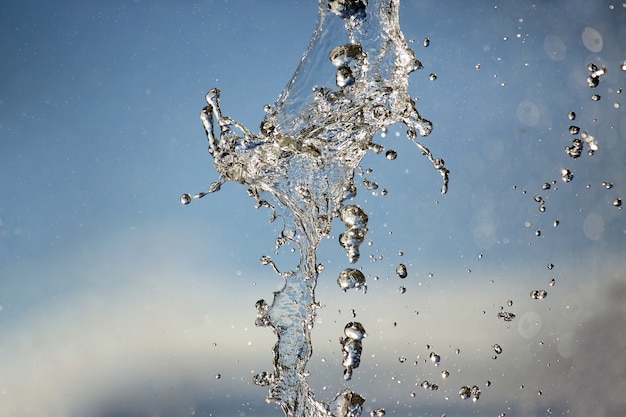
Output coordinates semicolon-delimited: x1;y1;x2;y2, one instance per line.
1;1;625;416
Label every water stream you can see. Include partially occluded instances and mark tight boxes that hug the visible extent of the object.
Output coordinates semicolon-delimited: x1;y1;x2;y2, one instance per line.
183;1;446;416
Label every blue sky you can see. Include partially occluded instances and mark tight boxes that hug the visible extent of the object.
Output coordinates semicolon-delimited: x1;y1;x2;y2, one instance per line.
1;1;625;416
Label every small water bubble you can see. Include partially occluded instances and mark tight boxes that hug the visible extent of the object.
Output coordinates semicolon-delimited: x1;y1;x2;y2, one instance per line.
549;278;556;287
591;94;601;101
621;61;626;71
429;73;437;81
553;219;560;227
507;300;513;307
618;88;623;94
216;373;222;379
534;195;543;203
614;102;620;109
568;111;576;120
530;290;548;299
428;272;434;278
539;204;546;213
587;63;598;72
475;63;481;70
180;193;192;205
385;149;398;160
429;352;441;363
399;356;407;363
493;344;503;354
396;263;408;278
535;229;541;237
602;181;614;189
423;38;430;47
547;263;554;270
541;182;551;190
613;198;622;208
263;104;271;112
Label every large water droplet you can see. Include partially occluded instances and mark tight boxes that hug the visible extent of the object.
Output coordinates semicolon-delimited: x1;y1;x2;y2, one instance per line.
337;268;367;292
396;263;408;278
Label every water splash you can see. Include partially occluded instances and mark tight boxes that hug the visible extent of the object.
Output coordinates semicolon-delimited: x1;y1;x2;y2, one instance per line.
184;1;445;416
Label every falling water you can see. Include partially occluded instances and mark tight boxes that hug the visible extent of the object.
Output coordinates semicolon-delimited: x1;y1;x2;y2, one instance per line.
182;1;446;416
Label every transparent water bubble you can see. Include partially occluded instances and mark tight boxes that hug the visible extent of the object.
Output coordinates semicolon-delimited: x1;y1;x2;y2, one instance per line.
547;263;554;270
582;27;603;53
441;370;449;378
396;263;408;278
429;352;441;363
180;193;192;205
385;149;397;160
621;60;626;71
549;278;556;287
429;73;437;81
344;321;367;340
602;181;613;189
613;198;622;208
423;38;430;47
568;110;576;120
591;94;601;101
553;219;560;227
569;125;580;135
530;290;548;299
493;344;503;354
399;286;406;294
337;268;367;292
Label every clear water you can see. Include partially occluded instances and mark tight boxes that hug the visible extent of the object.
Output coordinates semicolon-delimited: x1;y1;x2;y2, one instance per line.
183;1;446;416
180;1;625;417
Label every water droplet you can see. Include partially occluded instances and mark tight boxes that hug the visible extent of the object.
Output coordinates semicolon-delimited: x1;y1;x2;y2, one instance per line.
216;373;222;379
493;344;503;354
370;408;385;417
591;94;601;101
396;263;408;278
535;229;541;237
569;125;580;135
602;181;613;189
385;149;397;160
553;219;560;227
344;321;367;340
549;278;556;287
337;268;367;292
587;75;600;88
429;73;437;81
547;263;554;270
498;311;516;322
180;193;192;205
621;61;626;71
429;352;441;363
561;168;574;182
459;386;471;400
423;38;430;47
613;198;622;208
336;66;355;87
507;300;513;307
399;286;406;294
568;111;576;120
475;63;481;70
530;290;548;299
541;182;551;190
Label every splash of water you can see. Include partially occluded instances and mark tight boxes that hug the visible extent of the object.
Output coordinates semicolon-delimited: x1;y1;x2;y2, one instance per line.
183;1;447;416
